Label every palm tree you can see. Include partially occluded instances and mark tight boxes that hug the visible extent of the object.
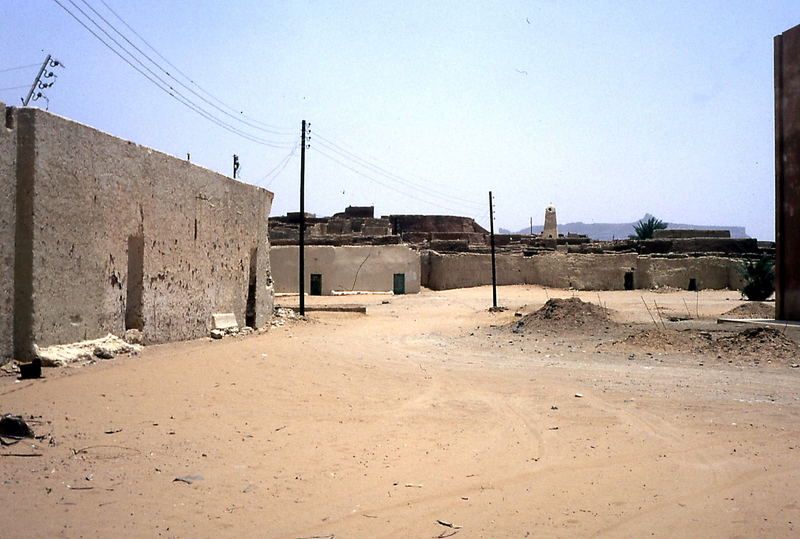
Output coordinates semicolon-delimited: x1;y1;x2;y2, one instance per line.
632;216;667;240
737;256;775;301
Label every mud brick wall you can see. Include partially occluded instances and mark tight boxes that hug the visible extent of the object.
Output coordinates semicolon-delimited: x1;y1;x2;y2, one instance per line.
0;104;16;361
424;251;743;292
636;257;744;291
270;245;420;294
7;106;273;358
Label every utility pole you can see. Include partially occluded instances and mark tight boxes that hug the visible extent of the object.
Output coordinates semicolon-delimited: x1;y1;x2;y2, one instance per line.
489;191;497;309
299;120;307;316
530;217;533;235
233;154;240;178
23;54;63;107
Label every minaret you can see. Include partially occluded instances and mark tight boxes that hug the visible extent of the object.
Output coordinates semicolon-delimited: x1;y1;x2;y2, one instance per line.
543;205;557;239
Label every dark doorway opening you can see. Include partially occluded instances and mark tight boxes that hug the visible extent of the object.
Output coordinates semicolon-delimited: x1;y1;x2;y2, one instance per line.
393;273;406;295
688;278;697;291
246;248;257;328
310;274;322;296
125;235;144;330
624;272;634;291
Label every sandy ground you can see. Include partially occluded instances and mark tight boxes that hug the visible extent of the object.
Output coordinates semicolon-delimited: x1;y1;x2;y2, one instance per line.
2;285;799;538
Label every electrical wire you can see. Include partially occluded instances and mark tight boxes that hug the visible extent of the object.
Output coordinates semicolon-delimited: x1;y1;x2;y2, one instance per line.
0;85;30;91
0;63;41;73
51;0;295;148
63;0;293;147
313;131;485;209
97;0;293;135
313;146;482;216
50;1;488;219
81;0;295;138
254;142;299;188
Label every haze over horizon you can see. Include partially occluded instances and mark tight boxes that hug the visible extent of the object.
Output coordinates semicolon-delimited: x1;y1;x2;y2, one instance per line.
3;1;799;241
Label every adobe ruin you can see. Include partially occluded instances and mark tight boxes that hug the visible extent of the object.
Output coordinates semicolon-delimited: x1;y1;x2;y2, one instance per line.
268;205;767;295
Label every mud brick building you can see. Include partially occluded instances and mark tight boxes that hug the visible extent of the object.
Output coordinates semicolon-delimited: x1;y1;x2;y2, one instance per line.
1;104;274;362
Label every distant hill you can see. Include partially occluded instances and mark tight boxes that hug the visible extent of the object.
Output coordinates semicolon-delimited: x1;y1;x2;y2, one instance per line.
503;214;749;240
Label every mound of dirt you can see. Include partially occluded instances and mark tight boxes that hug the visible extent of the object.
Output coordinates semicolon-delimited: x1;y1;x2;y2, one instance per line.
711;327;799;360
721;302;774;319
611;326;799;364
513;297;615;332
616;328;711;354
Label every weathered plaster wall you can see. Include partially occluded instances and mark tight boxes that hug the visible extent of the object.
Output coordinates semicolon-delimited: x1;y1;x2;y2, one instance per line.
424;252;743;292
775;24;800;320
635;257;744;290
271;245;420;294
531;253;636;290
425;253;534;290
11;108;273;356
0;104;16;361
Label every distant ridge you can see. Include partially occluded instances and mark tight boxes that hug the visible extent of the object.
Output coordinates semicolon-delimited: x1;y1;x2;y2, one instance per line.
502;214;749;240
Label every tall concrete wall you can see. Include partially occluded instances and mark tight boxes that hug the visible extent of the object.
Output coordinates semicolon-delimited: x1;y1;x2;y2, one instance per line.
775;24;800;320
424;251;744;291
271;245;420;294
0;104;16;362
7;106;273;358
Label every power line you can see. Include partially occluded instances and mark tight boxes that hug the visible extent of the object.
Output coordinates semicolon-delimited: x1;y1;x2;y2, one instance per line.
79;0;295;139
253;142;299;188
51;0;295;148
313;145;482;217
0;85;31;91
96;0;294;136
0;63;41;74
62;0;293;147
317;130;484;208
313;131;484;209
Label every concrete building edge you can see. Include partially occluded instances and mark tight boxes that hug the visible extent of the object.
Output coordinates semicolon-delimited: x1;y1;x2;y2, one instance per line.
775;32;786;321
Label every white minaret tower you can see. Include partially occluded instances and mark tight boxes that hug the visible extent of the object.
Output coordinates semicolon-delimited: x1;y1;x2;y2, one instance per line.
543;204;557;239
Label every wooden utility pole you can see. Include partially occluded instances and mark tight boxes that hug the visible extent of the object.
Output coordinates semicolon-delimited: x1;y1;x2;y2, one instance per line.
299;120;306;316
489;191;497;308
530;216;533;235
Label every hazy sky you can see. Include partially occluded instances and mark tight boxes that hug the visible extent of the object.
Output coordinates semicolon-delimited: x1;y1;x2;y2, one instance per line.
3;1;800;240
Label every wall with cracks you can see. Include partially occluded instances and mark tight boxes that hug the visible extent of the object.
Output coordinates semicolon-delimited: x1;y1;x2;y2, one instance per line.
2;104;274;361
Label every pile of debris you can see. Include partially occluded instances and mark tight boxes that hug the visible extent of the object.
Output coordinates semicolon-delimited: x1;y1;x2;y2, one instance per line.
209;312;255;339
611;326;800;365
711;327;800;361
34;333;141;367
271;307;304;327
512;297;615;332
721;302;775;319
210;326;254;339
615;328;712;354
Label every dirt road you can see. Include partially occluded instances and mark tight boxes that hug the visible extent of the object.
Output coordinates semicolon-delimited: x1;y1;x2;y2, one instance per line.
2;286;799;537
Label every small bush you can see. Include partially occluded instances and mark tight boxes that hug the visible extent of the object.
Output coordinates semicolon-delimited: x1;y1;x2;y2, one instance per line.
737;256;775;301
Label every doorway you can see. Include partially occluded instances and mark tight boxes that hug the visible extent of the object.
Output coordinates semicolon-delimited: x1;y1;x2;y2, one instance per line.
310;274;323;296
623;272;634;291
393;273;406;295
125;235;144;330
246;248;257;328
